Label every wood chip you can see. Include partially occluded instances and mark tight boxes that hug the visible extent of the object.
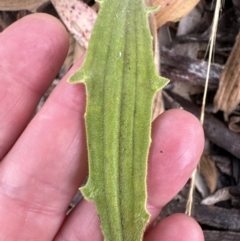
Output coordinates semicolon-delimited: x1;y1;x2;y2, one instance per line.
201;187;231;205
204;230;240;241
0;0;49;11
161;47;222;90
229;115;240;133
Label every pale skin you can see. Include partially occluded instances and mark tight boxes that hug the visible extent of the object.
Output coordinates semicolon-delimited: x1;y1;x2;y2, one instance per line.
0;14;205;241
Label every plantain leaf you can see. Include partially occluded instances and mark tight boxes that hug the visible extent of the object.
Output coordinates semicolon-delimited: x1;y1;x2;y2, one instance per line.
68;0;168;240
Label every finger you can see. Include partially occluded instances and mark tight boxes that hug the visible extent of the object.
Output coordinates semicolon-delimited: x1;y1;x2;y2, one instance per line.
144;214;204;241
53;109;204;241
0;53;87;240
54;201;103;241
147;109;204;223
0;13;68;159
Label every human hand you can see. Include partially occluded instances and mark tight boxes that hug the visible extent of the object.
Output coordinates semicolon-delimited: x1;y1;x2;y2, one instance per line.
0;14;204;241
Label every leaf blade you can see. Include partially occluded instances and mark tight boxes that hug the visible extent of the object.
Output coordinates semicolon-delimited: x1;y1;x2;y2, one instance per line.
69;0;168;240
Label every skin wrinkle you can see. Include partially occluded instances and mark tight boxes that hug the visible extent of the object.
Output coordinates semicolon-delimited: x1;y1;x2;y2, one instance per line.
28;101;87;183
0;94;22;123
0;173;70;216
2;43;56;98
16;136;82;196
0;88;8;105
54;200;103;241
12;196;62;218
36;103;82;145
49;85;86;114
174;149;193;172
0;192;64;241
0;112;85;230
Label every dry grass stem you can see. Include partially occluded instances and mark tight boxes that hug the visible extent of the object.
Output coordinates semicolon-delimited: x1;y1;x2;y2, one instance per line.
185;0;222;216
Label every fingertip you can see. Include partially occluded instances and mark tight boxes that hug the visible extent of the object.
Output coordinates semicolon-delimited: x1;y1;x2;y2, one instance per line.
2;12;69;53
7;13;69;43
147;109;204;211
145;213;204;241
152;109;204;144
152;109;204;168
25;13;69;48
1;13;69;93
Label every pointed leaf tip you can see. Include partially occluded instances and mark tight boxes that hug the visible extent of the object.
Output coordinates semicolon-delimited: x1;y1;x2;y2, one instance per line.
146;5;160;13
68;69;85;83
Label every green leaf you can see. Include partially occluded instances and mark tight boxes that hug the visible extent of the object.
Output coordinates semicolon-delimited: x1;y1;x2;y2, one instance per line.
68;0;169;240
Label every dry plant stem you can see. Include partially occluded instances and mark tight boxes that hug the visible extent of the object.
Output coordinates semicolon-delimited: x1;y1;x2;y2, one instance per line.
201;0;221;124
185;169;197;216
185;0;221;216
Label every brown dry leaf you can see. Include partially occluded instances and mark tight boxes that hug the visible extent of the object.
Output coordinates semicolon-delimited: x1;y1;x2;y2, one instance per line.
51;0;97;49
214;32;240;121
201;187;231;205
73;42;85;64
0;0;48;11
152;0;200;28
91;2;100;13
229;116;240;133
152;91;165;120
61;34;77;75
61;34;85;75
195;170;210;198
200;153;218;194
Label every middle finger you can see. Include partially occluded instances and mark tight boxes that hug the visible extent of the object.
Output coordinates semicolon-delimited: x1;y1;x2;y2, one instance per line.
0;57;88;240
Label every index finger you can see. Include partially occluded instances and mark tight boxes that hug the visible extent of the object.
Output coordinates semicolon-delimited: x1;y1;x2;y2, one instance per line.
0;13;69;159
